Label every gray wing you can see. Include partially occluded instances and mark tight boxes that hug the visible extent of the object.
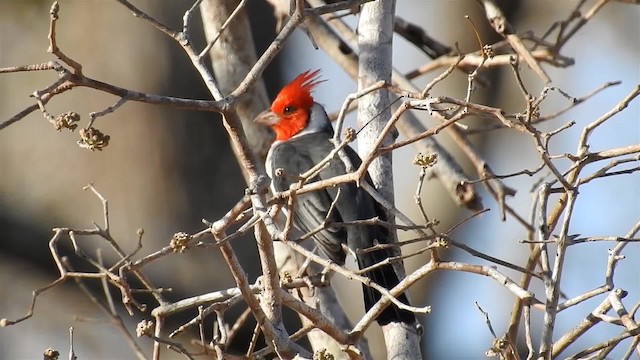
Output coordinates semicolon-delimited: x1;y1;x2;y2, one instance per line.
269;133;351;264
269;134;415;325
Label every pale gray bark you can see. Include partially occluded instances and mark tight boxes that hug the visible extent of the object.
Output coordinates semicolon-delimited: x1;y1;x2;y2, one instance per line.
356;0;396;208
357;1;422;359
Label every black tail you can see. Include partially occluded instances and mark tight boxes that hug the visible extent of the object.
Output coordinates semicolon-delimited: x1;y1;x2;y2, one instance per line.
357;248;416;325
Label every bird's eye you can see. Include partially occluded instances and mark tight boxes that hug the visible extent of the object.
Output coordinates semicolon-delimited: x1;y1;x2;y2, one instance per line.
283;106;296;115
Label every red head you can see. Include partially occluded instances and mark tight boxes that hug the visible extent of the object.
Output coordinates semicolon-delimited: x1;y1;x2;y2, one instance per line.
256;70;325;141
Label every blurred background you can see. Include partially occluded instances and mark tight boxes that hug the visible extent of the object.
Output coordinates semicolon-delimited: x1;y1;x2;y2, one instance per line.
0;0;638;359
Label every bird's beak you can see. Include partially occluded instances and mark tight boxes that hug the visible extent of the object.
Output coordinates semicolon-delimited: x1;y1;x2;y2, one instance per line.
255;110;279;126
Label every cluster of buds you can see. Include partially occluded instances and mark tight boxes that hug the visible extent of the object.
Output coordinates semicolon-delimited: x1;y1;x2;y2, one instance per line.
434;234;450;249
53;111;80;131
482;44;495;59
43;348;60;360
342;127;356;143
527;104;541;121
169;232;192;253
486;336;509;357
274;167;286;177
78;127;110;151
313;348;335;360
281;271;293;285
135;320;154;337
413;152;438;168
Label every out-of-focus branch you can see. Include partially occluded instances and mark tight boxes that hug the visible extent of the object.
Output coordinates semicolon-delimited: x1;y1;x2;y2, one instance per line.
478;0;551;83
200;0;273;158
394;16;452;59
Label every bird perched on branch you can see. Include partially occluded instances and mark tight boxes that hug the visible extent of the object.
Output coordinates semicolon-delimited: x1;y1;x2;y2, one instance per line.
256;70;415;326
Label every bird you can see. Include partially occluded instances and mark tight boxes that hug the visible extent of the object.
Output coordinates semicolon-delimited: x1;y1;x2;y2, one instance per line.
255;70;416;326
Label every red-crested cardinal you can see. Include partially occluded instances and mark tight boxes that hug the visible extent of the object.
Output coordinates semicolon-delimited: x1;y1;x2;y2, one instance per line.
255;70;415;325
